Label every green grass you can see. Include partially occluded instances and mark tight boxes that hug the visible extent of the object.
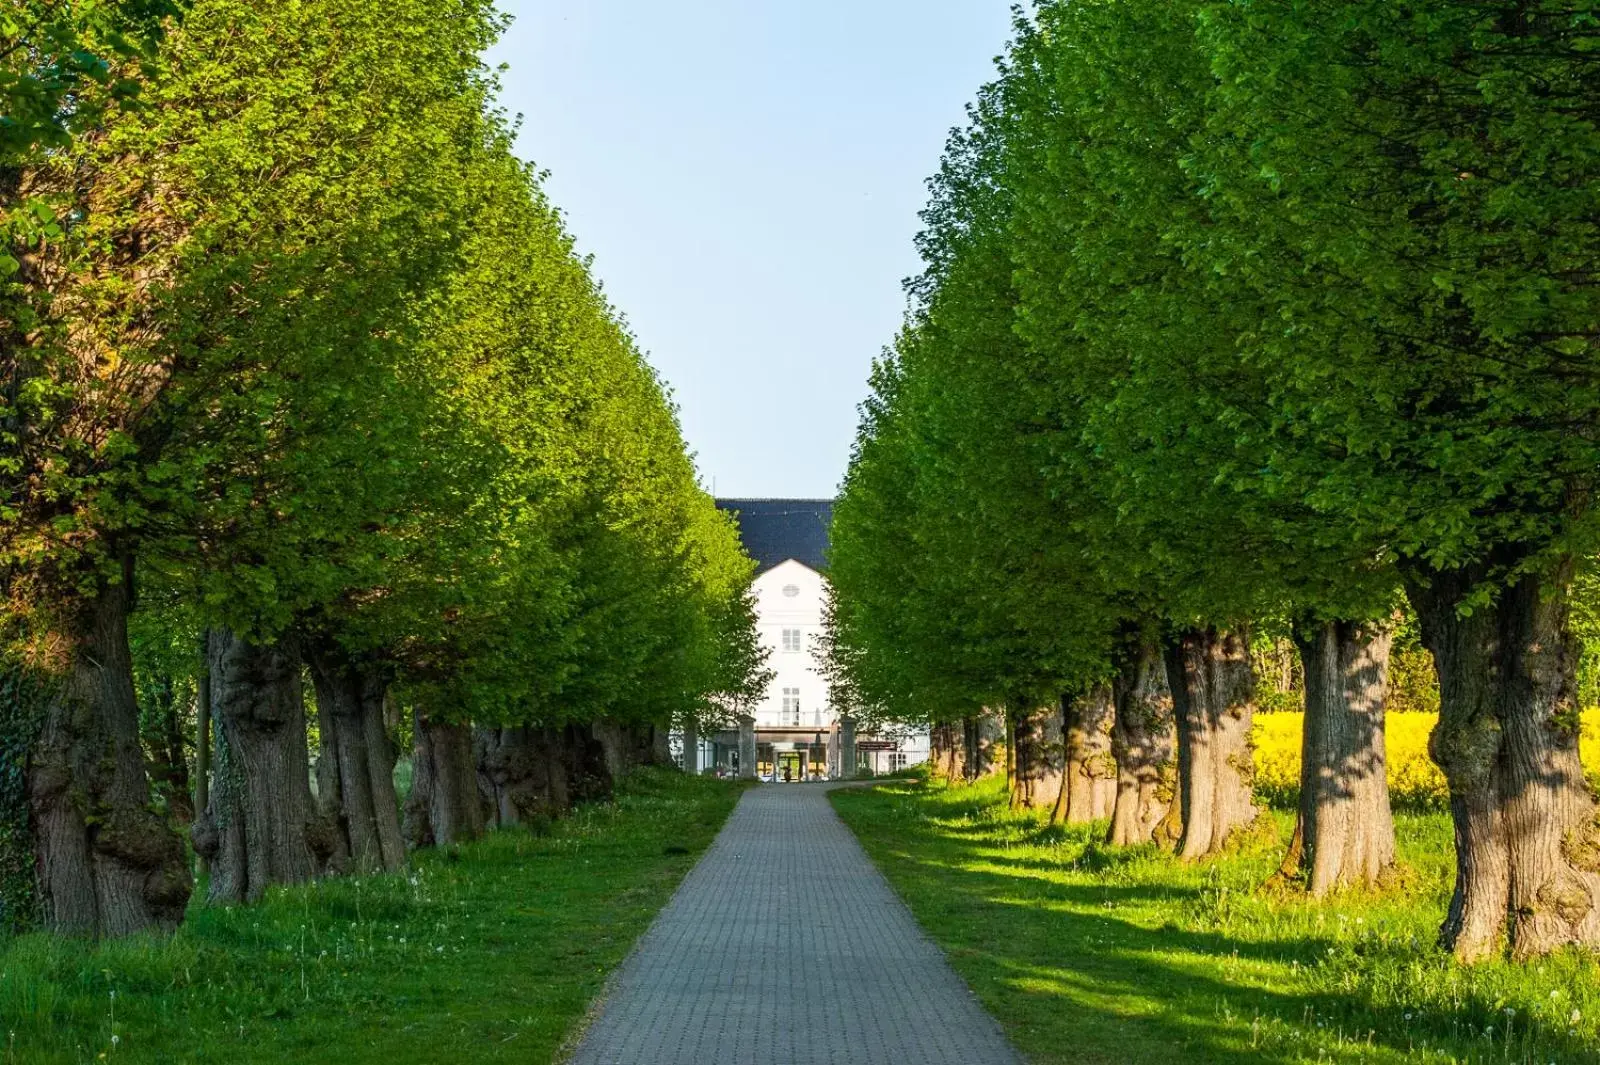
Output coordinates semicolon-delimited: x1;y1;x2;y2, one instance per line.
0;769;746;1064
832;774;1600;1065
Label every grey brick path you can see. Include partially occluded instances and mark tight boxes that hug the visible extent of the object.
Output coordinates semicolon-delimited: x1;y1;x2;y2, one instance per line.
567;782;1022;1065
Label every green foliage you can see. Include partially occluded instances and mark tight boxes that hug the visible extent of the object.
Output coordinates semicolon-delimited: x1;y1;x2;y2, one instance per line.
835;777;1600;1064
0;0;765;942
0;769;745;1063
828;0;1600;802
2;0;762;740
0;0;180;164
1188;0;1600;585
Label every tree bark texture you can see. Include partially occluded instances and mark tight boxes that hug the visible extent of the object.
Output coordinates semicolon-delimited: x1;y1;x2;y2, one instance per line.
648;723;673;768
26;573;191;936
930;722;965;782
682;719;700;776
1408;558;1600;961
1108;642;1176;847
194;642;211;823
1164;628;1264;860
1004;706;1020;808
306;650;405;876
477;726;568;827
192;630;331;905
981;711;1005;779
1010;703;1053;810
403;711;486;849
961;716;981;782
1038;706;1066;810
474;721;618;830
590;719;658;787
1279;618;1396;896
1053;687;1117;825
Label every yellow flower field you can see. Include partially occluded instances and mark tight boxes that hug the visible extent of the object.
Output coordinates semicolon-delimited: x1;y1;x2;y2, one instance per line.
1253;708;1600;808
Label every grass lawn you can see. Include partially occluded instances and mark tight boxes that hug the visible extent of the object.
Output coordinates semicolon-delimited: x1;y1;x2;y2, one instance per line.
1;769;745;1065
832;775;1600;1065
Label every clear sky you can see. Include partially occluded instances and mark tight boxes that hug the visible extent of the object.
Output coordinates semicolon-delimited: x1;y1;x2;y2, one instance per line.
487;3;1015;499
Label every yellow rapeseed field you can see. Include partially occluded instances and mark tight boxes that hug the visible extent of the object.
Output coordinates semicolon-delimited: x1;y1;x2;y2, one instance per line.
1253;708;1600;808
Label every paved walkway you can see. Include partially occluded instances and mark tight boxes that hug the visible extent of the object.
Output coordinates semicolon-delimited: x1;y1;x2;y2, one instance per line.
567;782;1022;1065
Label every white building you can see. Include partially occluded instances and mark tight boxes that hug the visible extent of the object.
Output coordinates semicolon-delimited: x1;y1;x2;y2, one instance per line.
686;498;930;781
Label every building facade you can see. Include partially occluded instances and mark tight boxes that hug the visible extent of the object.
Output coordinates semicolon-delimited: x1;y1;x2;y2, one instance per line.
684;498;929;781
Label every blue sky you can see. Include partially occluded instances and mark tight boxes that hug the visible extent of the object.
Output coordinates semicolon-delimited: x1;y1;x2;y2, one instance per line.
487;2;1016;499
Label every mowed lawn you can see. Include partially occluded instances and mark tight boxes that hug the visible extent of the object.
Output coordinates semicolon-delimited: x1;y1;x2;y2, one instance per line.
832;776;1600;1065
1;770;745;1065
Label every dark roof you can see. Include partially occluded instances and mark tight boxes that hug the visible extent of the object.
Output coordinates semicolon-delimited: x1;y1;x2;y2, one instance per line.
715;498;834;575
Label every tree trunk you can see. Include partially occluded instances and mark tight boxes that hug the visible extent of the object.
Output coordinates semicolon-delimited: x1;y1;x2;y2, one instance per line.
192;630;331;905
648;723;673;768
195;638;211;824
1278;618;1396;896
26;571;191;935
931;722;963;781
591;719;625;786
1164;627;1264;860
1108;642;1176;847
1010;702;1052;810
306;649;405;876
1004;705;1020;809
476;725;569;826
962;715;981;782
1408;558;1600;961
683;719;700;776
1054;686;1118;825
403;711;485;849
1039;707;1066;811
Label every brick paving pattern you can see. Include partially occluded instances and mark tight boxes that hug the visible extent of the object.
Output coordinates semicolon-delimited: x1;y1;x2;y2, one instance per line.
568;782;1022;1065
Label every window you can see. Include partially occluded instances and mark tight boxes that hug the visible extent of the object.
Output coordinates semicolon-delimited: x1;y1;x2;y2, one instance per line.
781;687;801;726
890;752;909;771
782;628;803;652
782;584;801;598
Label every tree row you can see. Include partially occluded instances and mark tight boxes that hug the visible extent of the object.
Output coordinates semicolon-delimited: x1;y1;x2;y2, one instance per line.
825;0;1600;963
1;0;763;938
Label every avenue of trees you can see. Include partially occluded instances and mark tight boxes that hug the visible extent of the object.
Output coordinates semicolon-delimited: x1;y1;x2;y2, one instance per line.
827;0;1600;963
1;0;764;937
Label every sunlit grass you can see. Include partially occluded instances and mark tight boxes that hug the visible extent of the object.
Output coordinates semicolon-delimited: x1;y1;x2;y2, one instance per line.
832;774;1600;1065
0;769;746;1065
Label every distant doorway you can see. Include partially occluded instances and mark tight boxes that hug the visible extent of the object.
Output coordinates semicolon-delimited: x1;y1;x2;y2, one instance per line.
777;750;806;783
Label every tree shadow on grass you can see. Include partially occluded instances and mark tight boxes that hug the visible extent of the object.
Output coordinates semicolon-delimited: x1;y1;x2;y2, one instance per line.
834;786;1600;1065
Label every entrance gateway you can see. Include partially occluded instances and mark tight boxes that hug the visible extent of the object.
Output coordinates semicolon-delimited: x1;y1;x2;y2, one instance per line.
769;740;825;783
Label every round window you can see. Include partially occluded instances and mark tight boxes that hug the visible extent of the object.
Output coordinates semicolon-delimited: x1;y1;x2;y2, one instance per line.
782;584;801;598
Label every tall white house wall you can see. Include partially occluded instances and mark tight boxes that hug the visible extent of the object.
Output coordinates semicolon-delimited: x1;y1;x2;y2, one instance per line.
746;560;929;773
751;560;833;730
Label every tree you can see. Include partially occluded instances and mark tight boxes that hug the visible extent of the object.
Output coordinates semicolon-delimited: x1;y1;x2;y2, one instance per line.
1190;0;1600;958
